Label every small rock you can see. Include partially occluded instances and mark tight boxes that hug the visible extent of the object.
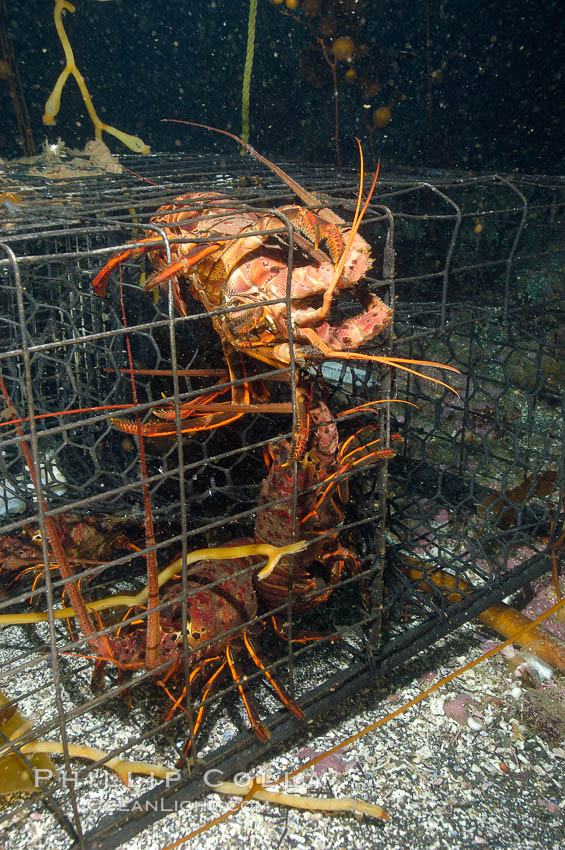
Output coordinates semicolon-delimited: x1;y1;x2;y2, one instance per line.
443;693;482;727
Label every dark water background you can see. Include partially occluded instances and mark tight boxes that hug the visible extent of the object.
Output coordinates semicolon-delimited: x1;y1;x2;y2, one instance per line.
1;0;563;172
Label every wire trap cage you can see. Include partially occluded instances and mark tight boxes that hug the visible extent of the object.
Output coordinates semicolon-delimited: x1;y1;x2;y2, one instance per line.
0;151;563;849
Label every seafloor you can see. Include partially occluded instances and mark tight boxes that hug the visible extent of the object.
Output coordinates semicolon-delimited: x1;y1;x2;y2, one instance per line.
1;610;563;850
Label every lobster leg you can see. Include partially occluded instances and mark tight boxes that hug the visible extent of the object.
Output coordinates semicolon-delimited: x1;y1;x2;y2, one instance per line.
221;341;252;407
91;658;109;692
92;235;165;296
190;661;227;734
270;615;340;645
144;241;226;291
242;630;305;721
109;352;252;436
92;248;136;296
225;643;270;742
176;658;229;757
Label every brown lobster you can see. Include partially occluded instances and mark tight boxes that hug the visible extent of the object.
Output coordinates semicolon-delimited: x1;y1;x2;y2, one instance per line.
101;401;396;743
0;512;139;594
0;360;309;754
252;399;401;633
91;547;305;747
93;123;458;456
0;538;309;750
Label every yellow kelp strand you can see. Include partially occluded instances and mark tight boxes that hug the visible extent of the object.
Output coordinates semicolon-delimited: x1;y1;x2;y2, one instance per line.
241;0;258;150
43;1;149;154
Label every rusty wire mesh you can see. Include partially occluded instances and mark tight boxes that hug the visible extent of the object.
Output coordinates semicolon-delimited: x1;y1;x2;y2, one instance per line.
0;153;563;849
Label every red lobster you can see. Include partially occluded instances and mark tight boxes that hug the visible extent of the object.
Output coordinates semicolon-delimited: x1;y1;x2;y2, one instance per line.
0;539;309;749
0;512;139;592
252;399;401;633
100;401;396;744
93;123;458;456
93;547;305;747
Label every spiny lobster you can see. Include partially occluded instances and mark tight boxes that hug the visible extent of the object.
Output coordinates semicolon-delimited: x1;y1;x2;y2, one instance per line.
0;512;139;594
102;400;396;745
92;122;459;456
91;545;306;747
253;399;401;634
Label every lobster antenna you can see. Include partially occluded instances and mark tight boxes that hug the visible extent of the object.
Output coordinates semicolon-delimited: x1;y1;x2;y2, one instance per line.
321;139;380;316
162;119;321;208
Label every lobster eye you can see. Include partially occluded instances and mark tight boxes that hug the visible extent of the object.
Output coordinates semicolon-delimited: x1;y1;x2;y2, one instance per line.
185;620;207;647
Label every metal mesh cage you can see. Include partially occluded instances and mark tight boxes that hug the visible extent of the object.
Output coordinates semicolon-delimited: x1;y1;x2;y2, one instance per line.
0;152;563;849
